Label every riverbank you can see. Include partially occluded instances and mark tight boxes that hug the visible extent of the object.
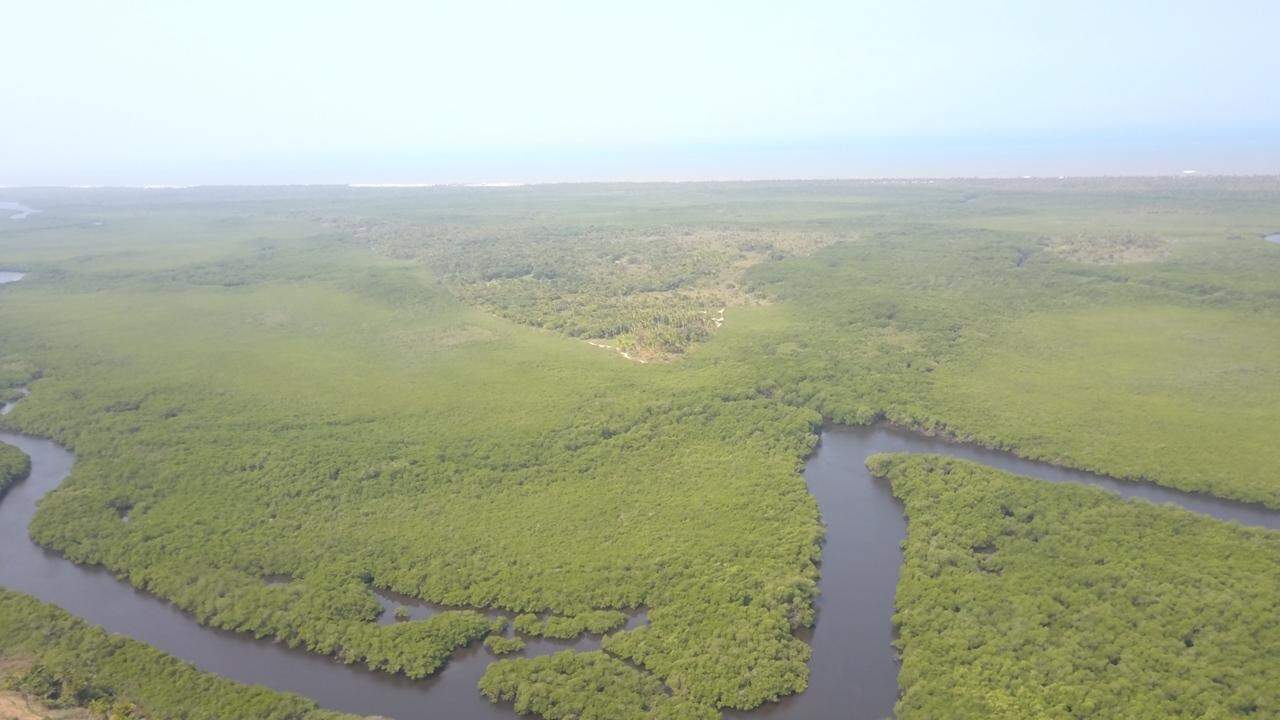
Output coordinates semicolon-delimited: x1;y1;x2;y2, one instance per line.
3;393;1275;720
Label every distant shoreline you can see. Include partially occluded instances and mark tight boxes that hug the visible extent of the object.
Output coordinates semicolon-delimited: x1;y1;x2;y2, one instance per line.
3;173;1278;191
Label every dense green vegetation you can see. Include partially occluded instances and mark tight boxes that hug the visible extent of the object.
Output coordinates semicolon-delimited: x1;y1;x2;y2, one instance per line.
0;589;352;720
729;201;1280;506
512;610;629;639
0;442;29;497
870;453;1279;719
0;192;825;712
483;635;525;655
479;651;715;720
336;214;832;359
328;179;1280;504
0;178;1276;718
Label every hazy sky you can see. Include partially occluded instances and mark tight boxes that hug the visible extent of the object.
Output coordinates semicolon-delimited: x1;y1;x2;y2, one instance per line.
3;1;1277;184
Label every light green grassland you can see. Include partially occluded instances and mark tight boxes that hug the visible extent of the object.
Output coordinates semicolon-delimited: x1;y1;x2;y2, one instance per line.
0;178;1276;718
930;306;1280;504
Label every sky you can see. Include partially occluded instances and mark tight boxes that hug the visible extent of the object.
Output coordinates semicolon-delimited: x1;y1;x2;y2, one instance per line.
2;1;1278;185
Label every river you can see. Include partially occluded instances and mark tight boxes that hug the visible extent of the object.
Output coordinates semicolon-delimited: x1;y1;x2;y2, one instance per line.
1266;232;1280;244
728;423;1277;720
0;272;1276;719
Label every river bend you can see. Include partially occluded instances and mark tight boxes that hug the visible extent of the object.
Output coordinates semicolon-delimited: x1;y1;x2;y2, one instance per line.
1;272;1277;719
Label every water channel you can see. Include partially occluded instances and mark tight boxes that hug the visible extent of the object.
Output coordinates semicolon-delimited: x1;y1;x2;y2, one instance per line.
0;271;1275;719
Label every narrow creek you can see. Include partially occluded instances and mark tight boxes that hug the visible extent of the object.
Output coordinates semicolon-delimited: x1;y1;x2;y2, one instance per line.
1;273;1276;719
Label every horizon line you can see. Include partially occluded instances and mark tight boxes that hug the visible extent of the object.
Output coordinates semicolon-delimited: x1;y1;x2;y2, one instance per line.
4;170;1279;191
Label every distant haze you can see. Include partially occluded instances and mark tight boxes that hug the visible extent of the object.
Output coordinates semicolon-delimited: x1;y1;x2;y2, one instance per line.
3;1;1277;185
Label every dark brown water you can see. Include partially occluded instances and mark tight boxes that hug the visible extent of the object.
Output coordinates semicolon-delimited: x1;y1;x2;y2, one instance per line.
0;262;1276;720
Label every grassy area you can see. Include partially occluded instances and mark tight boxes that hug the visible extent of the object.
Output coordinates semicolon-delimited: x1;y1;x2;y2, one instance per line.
929;305;1280;505
725;182;1280;506
871;453;1278;719
0;179;1276;718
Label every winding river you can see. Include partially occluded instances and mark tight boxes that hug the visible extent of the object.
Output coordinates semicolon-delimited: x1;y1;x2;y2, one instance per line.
730;424;1278;720
1;273;1277;720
